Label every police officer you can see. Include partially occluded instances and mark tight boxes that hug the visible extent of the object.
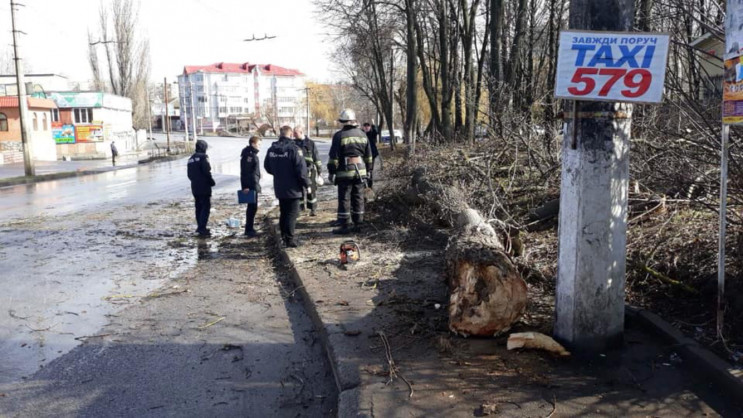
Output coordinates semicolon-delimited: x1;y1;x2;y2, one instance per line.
293;126;322;216
328;109;373;234
264;126;311;247
187;139;216;237
240;135;262;237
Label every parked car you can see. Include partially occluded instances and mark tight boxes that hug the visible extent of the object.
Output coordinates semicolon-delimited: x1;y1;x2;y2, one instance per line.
380;129;403;143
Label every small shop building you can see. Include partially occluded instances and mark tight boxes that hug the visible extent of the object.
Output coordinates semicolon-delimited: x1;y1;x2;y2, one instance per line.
47;91;135;159
0;96;58;164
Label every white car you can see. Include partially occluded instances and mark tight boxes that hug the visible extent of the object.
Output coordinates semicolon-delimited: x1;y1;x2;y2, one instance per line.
380;129;403;143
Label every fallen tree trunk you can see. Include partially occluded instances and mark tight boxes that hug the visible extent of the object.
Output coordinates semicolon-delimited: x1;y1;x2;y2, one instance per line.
410;169;527;336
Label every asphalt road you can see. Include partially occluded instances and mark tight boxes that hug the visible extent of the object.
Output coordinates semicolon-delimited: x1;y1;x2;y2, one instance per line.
0;135;331;221
0;135;336;416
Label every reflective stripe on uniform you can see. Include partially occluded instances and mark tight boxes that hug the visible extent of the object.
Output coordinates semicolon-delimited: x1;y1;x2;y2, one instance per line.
365;157;373;164
337;212;350;218
329;158;339;168
307;198;318;204
352;211;364;215
340;137;367;146
335;169;367;178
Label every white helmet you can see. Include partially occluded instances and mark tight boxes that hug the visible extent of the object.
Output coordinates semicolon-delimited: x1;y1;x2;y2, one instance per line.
338;109;357;124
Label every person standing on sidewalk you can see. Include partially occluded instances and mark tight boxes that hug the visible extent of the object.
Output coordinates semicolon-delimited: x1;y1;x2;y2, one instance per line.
293;126;322;216
110;141;119;166
240;135;262;237
187;139;216;237
361;123;379;189
328;109;373;234
264;126;310;247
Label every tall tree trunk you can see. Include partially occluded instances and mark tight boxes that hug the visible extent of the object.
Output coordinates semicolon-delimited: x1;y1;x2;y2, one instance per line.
439;0;453;138
488;0;505;127
414;14;441;132
461;0;480;143
508;0;528;109
405;0;419;154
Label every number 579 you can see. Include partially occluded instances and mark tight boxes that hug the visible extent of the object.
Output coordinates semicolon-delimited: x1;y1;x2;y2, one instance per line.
567;68;652;98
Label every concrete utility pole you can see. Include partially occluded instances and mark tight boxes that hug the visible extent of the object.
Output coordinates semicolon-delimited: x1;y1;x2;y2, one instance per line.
164;77;171;153
10;0;34;176
178;81;189;142
554;0;635;353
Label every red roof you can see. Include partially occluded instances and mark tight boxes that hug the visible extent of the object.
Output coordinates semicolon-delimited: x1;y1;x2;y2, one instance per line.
183;62;303;77
0;96;57;109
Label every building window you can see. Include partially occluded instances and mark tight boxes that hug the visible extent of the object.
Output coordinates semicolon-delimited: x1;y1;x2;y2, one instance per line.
244;98;249;104
51;108;59;122
33;113;38;131
42;113;48;131
219;96;227;103
198;96;207;103
0;113;7;131
73;108;93;124
229;107;242;114
219;107;227;113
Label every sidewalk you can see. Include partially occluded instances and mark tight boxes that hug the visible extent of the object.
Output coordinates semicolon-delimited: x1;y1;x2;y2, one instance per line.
0;141;190;187
269;198;743;417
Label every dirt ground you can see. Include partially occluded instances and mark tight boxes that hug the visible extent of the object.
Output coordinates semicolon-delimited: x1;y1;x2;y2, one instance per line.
279;192;741;416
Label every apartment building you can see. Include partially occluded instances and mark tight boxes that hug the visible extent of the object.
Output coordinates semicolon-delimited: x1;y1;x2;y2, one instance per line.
177;62;305;132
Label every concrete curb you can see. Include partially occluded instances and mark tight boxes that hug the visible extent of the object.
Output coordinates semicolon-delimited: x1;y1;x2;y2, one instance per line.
0;154;187;188
262;211;364;417
626;305;743;397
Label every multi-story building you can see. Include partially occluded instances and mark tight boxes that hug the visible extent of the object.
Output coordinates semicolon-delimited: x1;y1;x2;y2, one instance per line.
177;62;305;132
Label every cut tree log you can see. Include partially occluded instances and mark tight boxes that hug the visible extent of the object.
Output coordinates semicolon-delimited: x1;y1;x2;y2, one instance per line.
410;168;528;336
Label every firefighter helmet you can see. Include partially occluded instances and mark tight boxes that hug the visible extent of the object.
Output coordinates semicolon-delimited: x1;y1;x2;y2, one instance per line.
338;109;357;124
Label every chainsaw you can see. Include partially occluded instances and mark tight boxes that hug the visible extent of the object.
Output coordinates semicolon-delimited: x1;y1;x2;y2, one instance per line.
339;240;361;265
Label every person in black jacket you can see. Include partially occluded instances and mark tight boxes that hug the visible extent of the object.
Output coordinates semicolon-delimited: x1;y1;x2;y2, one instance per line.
110;141;119;166
293;126;322;216
328;109;373;234
187;139;216;237
264;126;311;247
362;123;379;189
240;135;262;237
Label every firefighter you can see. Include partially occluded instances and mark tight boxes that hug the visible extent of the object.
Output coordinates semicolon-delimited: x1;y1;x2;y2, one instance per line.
327;109;373;234
264;126;311;247
293;126;322;216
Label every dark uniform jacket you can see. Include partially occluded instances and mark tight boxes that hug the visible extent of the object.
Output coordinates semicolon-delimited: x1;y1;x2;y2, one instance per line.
366;127;379;159
294;136;322;175
328;125;373;180
240;146;261;192
187;139;216;196
264;136;310;200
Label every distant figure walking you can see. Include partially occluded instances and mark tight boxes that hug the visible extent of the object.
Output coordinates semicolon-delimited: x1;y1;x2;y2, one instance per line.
187;139;216;237
110;141;119;166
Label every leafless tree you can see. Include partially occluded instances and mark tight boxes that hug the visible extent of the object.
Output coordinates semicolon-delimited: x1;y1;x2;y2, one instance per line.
88;0;151;128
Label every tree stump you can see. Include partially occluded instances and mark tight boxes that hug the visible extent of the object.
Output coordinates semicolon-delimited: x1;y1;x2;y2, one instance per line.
410;169;528;336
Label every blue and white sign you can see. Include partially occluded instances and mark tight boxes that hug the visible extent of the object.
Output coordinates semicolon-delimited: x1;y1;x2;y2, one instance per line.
555;31;670;104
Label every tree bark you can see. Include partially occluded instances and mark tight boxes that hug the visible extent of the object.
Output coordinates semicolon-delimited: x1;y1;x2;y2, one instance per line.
410;169;528;336
405;0;418;154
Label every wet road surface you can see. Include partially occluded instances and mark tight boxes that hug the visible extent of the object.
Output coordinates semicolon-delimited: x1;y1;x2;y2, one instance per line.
0;136;336;416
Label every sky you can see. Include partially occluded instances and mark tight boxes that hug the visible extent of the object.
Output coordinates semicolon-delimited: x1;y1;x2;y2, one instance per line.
0;0;338;85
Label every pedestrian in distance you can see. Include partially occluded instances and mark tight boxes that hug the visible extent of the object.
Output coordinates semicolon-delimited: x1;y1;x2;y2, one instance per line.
328;109;373;234
361;123;379;189
187;139;216;237
241;135;262;237
293;126;322;216
110;141;119;166
264;126;311;248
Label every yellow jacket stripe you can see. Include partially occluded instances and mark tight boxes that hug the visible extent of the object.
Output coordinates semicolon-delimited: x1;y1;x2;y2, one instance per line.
340;137;368;146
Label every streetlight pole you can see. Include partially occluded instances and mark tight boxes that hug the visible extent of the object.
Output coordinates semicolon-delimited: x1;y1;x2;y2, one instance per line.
10;0;34;176
177;81;189;142
189;77;197;141
164;77;171;153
